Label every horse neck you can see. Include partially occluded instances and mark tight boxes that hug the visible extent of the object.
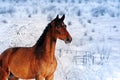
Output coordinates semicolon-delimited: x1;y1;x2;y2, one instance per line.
34;30;57;61
44;32;57;56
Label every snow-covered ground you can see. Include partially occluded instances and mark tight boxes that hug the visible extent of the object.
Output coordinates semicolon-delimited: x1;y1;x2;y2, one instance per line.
0;0;120;80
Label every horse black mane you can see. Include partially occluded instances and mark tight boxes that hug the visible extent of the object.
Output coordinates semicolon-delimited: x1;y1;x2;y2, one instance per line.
35;23;51;48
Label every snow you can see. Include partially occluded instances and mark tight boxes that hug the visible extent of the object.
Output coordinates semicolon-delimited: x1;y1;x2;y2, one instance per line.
0;0;120;80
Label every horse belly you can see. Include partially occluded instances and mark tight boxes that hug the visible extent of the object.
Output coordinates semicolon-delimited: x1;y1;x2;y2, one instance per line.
9;63;34;79
9;56;34;79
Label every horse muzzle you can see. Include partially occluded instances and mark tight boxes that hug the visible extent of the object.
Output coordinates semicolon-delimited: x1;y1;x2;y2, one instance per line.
65;37;72;44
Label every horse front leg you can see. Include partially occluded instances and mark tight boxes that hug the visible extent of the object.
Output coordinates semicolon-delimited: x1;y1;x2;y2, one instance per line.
45;74;54;80
8;76;19;80
35;75;44;80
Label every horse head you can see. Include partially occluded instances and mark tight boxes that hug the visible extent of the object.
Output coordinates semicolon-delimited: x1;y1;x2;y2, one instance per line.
50;14;72;44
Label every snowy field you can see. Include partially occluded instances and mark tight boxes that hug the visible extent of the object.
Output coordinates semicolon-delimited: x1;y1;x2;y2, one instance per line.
0;0;120;80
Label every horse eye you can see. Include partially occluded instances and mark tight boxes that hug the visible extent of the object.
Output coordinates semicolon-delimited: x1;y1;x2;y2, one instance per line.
62;23;66;28
62;23;64;26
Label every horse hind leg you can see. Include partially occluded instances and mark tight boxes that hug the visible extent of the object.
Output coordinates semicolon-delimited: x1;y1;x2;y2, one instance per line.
0;67;8;80
8;76;18;80
8;73;19;80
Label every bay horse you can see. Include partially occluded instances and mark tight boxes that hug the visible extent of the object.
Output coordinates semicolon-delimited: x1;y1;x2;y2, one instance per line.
0;14;72;80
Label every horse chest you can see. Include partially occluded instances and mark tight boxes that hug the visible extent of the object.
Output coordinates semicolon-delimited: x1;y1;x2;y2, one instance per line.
46;61;57;73
35;58;57;77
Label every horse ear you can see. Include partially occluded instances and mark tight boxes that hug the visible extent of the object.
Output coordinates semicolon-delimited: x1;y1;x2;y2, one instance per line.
55;15;59;20
61;14;65;21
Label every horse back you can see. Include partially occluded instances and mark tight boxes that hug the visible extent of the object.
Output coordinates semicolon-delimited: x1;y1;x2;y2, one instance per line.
0;47;31;67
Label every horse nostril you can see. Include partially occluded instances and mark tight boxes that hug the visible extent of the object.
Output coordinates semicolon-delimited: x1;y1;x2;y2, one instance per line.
67;37;72;41
65;37;72;44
